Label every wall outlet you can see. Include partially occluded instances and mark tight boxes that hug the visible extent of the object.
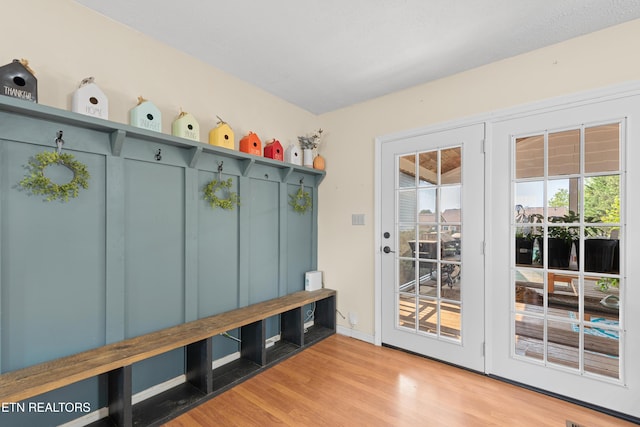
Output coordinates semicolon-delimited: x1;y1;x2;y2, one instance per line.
348;312;358;326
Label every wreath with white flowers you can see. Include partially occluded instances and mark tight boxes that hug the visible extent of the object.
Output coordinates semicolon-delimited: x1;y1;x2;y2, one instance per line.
289;187;312;214
203;178;240;210
19;151;90;202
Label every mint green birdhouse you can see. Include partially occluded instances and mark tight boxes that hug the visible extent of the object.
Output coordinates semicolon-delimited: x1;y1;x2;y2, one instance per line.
130;97;162;132
172;111;200;142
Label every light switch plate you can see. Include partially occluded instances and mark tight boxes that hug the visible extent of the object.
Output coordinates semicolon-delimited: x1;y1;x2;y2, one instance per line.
352;214;365;225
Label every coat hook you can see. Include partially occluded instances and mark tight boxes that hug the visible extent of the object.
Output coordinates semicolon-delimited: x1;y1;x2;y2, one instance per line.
155;149;162;161
217;161;224;180
55;130;64;155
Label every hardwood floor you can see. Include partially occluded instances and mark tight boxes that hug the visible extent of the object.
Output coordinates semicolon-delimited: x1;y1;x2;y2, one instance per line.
165;334;636;426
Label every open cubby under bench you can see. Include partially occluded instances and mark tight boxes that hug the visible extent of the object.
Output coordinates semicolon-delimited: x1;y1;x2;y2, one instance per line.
0;288;336;427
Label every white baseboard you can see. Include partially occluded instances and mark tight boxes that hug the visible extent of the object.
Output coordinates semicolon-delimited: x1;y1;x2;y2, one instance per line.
133;375;185;405
58;407;109;427
212;351;241;369
337;325;376;344
304;320;314;330
265;334;280;348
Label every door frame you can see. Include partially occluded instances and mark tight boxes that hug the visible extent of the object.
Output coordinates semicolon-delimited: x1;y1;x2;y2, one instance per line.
375;81;640;353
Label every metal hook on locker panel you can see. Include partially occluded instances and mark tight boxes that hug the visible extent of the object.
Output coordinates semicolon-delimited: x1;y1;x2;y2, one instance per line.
155;149;162;161
217;161;224;181
299;177;304;191
55;130;64;155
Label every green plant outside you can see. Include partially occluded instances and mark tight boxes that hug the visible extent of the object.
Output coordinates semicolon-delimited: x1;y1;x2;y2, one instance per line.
548;210;580;243
596;277;619;292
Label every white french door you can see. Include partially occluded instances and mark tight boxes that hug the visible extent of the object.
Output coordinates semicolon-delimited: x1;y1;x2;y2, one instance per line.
380;124;485;372
487;93;640;417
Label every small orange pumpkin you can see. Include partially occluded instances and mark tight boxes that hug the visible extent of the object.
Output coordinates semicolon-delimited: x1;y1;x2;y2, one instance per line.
313;154;325;170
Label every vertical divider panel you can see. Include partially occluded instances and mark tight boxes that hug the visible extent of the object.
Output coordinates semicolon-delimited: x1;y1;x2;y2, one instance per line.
311;184;319;271
186;337;213;394
184;167;199;323
240;320;265;366
108;365;132;427
281;307;304;346
238;176;251;308
105;155;126;344
314;295;337;332
279;180;288;297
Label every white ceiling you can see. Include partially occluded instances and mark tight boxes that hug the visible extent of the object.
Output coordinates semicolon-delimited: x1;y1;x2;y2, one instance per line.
76;0;640;114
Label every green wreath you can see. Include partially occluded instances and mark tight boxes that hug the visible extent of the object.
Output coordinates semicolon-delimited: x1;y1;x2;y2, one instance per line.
203;178;240;210
289;188;312;214
19;151;90;202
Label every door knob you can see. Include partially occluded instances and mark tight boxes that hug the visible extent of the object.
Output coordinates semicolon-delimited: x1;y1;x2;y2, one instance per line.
383;246;395;254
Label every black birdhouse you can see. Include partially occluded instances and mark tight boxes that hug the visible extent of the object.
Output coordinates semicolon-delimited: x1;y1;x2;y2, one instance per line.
0;59;37;103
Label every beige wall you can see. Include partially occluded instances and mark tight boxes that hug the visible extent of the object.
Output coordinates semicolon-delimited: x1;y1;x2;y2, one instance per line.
4;1;640;340
317;18;640;339
2;0;317;147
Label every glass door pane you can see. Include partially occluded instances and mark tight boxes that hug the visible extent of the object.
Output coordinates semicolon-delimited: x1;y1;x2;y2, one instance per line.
396;147;462;341
512;122;623;380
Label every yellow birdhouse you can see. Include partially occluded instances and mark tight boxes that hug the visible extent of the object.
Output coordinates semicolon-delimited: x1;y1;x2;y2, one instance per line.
172;111;200;142
209;117;234;150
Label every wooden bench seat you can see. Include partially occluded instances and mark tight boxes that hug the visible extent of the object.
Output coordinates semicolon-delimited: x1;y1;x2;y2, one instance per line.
0;288;336;426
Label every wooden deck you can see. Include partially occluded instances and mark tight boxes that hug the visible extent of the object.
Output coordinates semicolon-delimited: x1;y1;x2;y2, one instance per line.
514;274;620;379
516;336;619;378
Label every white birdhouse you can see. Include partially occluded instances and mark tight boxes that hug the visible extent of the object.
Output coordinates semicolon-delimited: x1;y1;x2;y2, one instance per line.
172;111;200;142
71;77;108;119
130;97;162;132
285;143;302;166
